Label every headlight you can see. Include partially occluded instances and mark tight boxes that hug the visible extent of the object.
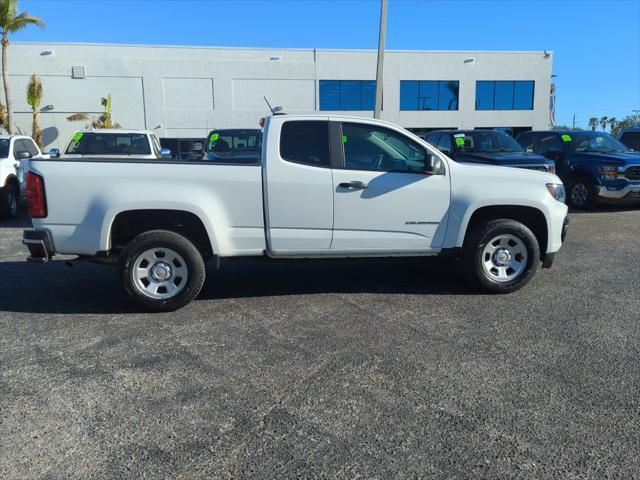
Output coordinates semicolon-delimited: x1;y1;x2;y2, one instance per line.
546;183;566;203
597;165;619;181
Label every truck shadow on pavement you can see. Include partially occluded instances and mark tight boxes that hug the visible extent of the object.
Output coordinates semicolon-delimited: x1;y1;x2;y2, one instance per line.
0;256;469;315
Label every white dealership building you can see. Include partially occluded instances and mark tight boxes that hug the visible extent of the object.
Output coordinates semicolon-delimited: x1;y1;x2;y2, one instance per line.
11;42;553;156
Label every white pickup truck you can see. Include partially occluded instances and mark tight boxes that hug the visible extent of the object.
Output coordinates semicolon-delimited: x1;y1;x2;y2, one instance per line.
1;135;47;219
23;114;569;311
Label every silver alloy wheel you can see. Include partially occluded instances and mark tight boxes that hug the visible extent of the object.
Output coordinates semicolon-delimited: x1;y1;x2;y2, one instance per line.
481;234;528;283
9;193;17;217
132;247;189;299
571;182;588;206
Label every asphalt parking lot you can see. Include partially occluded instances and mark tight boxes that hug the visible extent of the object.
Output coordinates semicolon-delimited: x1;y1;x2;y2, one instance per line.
1;207;639;479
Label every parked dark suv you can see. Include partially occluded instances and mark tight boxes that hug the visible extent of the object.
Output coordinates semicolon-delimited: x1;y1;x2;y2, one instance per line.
425;130;555;174
617;128;640;151
516;130;640;209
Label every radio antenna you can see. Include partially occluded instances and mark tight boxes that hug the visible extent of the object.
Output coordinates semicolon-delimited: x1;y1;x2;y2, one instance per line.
264;96;275;114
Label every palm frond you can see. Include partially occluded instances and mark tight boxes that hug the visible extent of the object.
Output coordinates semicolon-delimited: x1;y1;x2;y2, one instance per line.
66;113;90;122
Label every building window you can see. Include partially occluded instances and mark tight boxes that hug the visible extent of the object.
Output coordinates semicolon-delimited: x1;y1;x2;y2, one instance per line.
475;81;534;110
319;80;376;111
400;81;459;111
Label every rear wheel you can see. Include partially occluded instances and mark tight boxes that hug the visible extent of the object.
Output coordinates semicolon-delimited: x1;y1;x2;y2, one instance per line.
118;230;206;311
0;185;18;220
462;219;540;293
567;177;596;210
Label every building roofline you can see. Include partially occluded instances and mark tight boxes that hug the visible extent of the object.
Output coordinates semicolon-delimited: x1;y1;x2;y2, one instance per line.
14;41;552;55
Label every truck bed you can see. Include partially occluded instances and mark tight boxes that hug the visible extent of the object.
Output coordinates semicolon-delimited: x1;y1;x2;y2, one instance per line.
28;158;266;256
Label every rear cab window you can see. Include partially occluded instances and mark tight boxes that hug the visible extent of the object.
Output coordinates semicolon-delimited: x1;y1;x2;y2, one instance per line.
279;121;330;167
65;132;152;155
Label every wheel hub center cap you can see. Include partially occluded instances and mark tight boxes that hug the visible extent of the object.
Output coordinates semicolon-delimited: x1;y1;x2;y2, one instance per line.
493;249;511;266
150;262;172;282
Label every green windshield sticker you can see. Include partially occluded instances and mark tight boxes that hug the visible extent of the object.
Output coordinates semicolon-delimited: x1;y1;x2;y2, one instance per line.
72;132;84;142
209;133;219;142
341;135;348;143
561;134;572;142
455;137;465;146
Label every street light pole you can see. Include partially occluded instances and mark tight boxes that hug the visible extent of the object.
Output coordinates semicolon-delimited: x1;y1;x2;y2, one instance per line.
633;109;640;127
374;0;388;119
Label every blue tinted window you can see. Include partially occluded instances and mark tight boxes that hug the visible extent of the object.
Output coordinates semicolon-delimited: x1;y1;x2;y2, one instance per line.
319;80;340;110
514;81;534;110
399;80;459;111
362;81;376;110
319;80;376;110
400;81;419;110
438;81;459;110
475;81;494;110
494;81;514;110
476;81;535;110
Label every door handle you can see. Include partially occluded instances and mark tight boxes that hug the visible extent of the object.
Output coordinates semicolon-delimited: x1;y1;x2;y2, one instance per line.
338;180;368;190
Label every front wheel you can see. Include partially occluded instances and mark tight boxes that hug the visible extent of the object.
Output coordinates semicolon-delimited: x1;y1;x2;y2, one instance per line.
0;185;18;220
462;219;540;293
118;230;206;311
567;178;596;210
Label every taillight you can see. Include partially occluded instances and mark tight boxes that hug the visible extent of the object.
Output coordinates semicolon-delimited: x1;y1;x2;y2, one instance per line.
259;117;266;128
26;171;47;218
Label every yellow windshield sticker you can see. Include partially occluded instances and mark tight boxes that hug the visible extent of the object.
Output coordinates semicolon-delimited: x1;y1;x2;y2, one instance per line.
561;134;572;142
72;132;84;142
455;137;465;146
209;133;219;142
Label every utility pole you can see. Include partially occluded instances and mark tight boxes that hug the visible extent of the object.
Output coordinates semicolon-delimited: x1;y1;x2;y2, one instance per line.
374;0;388;119
572;114;576;129
633;109;640;127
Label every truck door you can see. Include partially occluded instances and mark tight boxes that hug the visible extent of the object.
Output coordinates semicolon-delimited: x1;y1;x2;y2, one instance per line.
264;118;335;253
330;121;450;252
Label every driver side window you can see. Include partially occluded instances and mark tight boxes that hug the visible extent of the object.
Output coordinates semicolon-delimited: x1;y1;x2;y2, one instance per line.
341;123;426;173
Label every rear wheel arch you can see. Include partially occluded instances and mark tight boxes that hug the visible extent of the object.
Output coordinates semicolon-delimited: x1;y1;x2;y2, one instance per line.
108;209;215;259
463;205;549;259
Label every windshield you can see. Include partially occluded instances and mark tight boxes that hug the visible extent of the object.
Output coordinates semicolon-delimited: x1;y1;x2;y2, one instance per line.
454;131;525;153
565;132;629;153
205;130;261;153
65;132;151;155
0;139;9;158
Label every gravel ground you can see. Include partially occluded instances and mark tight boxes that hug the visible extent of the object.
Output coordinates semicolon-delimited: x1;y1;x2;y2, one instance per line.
1;207;639;479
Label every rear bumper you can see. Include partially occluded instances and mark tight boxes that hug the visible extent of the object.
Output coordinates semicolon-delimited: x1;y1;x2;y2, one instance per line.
596;183;640;201
23;229;55;263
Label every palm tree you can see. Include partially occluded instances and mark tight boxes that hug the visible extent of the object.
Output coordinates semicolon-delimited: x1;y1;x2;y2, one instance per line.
588;117;598;131
0;0;44;134
67;93;121;129
607;117;617;135
26;73;42;147
599;116;608;131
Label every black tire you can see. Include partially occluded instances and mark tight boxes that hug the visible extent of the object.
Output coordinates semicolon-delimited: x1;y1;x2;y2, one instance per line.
462;219;540;293
567;177;597;210
0;185;18;220
118;230;206;312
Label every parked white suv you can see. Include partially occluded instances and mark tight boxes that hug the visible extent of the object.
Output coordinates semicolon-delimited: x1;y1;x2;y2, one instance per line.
24;114;569;311
51;129;171;160
0;135;46;219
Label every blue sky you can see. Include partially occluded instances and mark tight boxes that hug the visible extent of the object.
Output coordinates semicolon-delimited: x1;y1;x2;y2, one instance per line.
14;0;640;128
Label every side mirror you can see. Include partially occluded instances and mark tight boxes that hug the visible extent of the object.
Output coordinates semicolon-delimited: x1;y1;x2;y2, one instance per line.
49;148;61;159
160;148;172;159
424;153;444;175
16;150;32;160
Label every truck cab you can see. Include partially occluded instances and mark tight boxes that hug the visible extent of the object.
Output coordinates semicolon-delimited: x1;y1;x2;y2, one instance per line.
51;129;170;160
516;130;640;208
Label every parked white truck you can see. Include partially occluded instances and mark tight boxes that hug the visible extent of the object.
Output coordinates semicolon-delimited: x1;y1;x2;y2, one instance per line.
23;114;569;311
1;135;47;219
